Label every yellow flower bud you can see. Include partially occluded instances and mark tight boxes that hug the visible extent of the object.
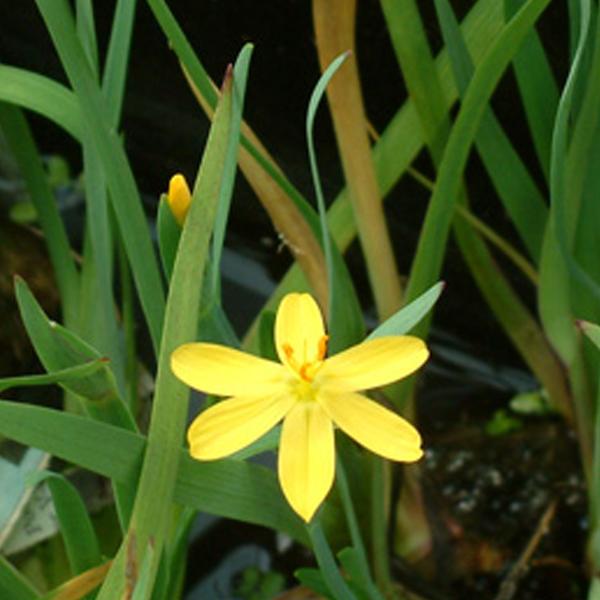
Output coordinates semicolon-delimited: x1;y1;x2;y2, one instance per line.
167;174;191;225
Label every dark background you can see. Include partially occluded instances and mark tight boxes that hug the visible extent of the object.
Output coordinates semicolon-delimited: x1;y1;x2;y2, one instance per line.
0;0;568;369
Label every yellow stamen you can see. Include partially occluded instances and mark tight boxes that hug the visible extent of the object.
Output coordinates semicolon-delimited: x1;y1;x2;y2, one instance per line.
299;364;312;382
317;335;329;361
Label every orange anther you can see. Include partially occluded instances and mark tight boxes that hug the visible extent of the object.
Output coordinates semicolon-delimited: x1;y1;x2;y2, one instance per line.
299;364;312;382
317;335;329;361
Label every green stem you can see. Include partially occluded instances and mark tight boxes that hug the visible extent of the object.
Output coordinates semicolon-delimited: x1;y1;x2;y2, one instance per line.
336;457;369;566
370;456;394;598
308;520;357;600
336;456;386;600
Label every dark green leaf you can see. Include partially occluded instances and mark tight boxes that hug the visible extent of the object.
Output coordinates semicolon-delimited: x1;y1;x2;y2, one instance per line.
28;472;101;575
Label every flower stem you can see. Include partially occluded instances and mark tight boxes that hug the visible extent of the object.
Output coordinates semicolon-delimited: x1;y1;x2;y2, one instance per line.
336;456;386;600
308;520;357;600
371;456;395;598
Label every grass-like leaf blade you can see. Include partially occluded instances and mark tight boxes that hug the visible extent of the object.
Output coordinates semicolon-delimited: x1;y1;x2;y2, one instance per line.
28;471;101;575
367;282;445;340
0;556;39;600
0;401;306;544
306;52;364;352
35;0;165;354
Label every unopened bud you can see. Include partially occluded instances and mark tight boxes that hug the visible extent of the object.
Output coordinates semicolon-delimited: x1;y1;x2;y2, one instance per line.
167;174;191;225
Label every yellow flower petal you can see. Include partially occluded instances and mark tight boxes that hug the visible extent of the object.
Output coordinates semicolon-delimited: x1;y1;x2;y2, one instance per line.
171;343;285;396
275;293;326;373
318;336;429;392
188;393;294;460
168;173;191;225
319;390;423;462
278;402;334;522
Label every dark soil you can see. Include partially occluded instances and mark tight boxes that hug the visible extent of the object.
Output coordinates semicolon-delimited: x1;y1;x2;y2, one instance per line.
420;414;587;599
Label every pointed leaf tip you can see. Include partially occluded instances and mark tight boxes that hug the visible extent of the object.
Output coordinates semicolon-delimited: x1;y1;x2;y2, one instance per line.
220;63;234;93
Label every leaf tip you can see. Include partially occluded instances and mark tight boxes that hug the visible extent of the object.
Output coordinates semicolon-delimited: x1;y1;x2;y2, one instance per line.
221;63;234;93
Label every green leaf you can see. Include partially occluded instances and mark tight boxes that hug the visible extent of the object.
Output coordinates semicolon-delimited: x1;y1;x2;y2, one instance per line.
404;0;551;308
28;472;101;575
14;278;135;431
257;310;277;361
294;568;331;599
0;401;306;544
230;427;280;461
146;0;364;351
35;0;165;354
484;409;523;436
78;141;124;392
306;522;356;600
101;0;137;126
0;361;106;394
0;555;39;600
75;0;99;75
306;53;364;353
97;47;255;599
538;0;595;360
367;282;444;340
581;321;600;351
0;103;79;324
504;0;559;179
209;49;252;300
157;194;182;281
197;296;240;347
130;545;154;600
434;0;548;262
244;0;510;346
0;66;82;140
338;548;380;600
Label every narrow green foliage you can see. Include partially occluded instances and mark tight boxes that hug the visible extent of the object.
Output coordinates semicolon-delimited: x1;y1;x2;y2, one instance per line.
0;556;39;600
434;0;548;261
504;0;559;179
97;47;252;599
36;0;165;354
306;52;365;353
0;67;82;139
130;546;155;600
28;472;101;575
75;0;99;74
581;321;600;351
246;0;509;344
148;0;364;343
14;278;135;431
405;0;551;310
209;51;252;299
0;104;79;324
157;194;182;281
101;0;138;126
0;360;106;393
307;522;357;600
367;282;444;340
78;141;124;392
0;401;306;543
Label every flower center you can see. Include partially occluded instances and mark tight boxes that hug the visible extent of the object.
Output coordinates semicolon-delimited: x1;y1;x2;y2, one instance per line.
282;334;329;382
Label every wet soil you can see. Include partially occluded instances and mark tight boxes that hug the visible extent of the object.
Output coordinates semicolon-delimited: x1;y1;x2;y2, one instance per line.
420;413;587;599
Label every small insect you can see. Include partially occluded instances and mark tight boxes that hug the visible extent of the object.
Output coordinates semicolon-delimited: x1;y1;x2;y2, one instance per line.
276;231;303;256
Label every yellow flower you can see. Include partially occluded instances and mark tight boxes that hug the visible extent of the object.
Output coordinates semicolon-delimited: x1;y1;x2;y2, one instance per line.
171;293;429;522
167;173;191;225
